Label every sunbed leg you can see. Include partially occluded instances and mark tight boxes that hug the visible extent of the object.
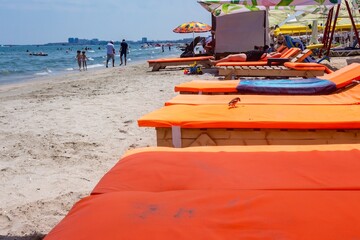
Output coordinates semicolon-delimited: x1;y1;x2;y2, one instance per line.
152;64;162;71
172;126;182;148
224;73;233;80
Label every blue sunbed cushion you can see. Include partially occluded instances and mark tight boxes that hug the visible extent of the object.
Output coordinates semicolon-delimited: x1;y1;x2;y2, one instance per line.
236;78;337;95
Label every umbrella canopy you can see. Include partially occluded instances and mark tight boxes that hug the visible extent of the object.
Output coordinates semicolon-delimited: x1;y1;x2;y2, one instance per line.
198;0;339;16
173;21;212;33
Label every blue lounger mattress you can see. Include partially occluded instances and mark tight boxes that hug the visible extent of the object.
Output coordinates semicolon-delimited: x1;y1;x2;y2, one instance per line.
236;78;337;95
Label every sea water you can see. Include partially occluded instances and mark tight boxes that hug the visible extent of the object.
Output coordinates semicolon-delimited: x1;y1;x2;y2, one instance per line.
0;44;182;85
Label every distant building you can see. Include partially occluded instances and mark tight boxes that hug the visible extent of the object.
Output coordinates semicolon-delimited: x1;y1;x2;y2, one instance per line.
142;37;148;43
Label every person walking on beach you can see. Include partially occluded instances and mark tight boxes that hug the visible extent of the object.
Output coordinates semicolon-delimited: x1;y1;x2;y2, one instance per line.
81;51;88;71
76;50;82;71
106;40;115;68
119;39;128;66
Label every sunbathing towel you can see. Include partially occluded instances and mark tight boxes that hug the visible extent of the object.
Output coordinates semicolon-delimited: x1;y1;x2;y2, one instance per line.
236;78;337;95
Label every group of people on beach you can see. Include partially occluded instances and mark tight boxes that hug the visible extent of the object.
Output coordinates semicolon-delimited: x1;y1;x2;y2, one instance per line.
105;39;129;68
76;50;88;71
75;40;129;70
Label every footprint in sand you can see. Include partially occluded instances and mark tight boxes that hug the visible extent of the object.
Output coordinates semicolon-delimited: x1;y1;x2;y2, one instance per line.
0;213;11;230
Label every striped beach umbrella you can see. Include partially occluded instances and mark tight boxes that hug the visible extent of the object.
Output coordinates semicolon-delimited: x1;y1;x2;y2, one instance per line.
173;21;212;34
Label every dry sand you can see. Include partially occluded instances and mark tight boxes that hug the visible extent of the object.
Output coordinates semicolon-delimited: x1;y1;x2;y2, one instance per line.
0;56;353;239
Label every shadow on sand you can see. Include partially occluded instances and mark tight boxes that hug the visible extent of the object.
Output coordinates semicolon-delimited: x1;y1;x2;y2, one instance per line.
0;233;45;240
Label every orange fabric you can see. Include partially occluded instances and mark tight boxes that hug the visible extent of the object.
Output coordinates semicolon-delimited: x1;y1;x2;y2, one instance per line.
276;45;288;53
174;80;239;93
122;144;360;156
45;190;360;240
92;149;360;194
166;84;360;106
147;56;212;63
284;62;326;71
138;104;360;129
280;47;301;58
319;63;360;88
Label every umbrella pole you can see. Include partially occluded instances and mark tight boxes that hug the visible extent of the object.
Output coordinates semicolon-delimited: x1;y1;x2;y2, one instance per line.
193;31;195;56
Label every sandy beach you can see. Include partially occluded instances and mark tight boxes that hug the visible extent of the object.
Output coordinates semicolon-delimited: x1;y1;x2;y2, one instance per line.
0;56;354;239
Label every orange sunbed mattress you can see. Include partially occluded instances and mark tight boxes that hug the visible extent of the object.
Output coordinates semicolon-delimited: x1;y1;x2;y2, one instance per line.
138;104;360;129
148;56;213;63
121;144;360;156
92;147;360;194
174;80;239;93
174;63;360;93
167;84;360;106
45;190;360;240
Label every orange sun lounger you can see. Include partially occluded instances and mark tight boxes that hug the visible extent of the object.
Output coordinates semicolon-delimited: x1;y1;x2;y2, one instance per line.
138;104;360;147
174;63;360;94
148;56;213;71
92;145;360;194
215;49;324;79
166;84;360;106
46;145;360;239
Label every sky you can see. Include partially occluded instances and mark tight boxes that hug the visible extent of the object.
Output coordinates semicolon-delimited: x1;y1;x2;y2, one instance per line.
0;0;212;45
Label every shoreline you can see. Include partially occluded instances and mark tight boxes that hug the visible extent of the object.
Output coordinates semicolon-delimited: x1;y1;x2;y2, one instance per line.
0;58;149;90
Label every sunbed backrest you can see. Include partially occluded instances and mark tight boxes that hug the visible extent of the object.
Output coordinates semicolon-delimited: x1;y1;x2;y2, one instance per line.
276;45;288;53
280;48;301;58
319;63;360;88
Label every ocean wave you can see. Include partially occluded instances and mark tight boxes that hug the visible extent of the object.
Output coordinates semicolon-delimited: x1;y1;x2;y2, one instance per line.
34;68;52;76
87;64;103;69
35;72;50;76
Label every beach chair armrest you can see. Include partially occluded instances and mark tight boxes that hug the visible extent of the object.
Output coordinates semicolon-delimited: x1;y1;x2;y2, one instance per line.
267;58;290;66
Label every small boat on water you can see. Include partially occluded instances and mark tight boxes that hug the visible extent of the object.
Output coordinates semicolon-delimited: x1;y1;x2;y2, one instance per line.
29;52;48;56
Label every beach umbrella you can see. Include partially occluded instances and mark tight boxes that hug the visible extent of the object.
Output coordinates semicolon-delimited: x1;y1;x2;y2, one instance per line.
173;21;212;34
173;21;212;55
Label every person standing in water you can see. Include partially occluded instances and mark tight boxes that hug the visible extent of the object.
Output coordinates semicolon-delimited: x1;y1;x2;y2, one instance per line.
76;50;82;71
106;40;115;68
81;51;88;70
119;39;128;66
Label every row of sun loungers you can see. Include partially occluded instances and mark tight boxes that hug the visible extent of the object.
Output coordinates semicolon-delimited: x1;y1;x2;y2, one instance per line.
138;63;360;148
45;57;360;239
147;47;324;80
